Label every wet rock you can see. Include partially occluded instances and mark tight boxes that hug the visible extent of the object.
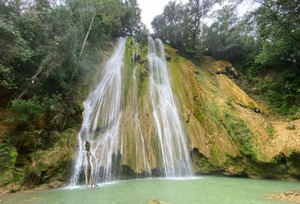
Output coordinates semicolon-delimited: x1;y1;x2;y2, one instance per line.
253;108;262;114
216;64;238;79
185;113;191;123
193;70;200;75
149;200;170;204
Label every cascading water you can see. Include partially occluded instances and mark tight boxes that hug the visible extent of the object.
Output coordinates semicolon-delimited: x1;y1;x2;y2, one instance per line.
148;37;193;177
70;36;193;186
70;37;127;185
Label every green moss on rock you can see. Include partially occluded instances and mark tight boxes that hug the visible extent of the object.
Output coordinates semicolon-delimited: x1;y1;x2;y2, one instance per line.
122;38;134;105
222;109;257;159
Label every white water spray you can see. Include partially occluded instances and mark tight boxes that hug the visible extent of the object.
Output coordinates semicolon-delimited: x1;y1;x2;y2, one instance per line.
148;37;193;177
70;37;127;185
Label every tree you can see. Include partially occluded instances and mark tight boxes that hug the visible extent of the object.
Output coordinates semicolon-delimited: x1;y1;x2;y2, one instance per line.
0;0;144;132
253;0;300;67
202;5;250;62
187;0;216;53
152;0;218;62
152;1;185;48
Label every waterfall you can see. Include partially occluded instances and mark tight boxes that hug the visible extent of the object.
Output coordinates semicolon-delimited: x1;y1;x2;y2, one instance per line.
70;37;193;186
70;37;127;185
148;37;193;177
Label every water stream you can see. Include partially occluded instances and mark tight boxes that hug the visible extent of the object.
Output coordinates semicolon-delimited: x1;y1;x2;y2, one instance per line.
148;37;193;177
70;37;127;185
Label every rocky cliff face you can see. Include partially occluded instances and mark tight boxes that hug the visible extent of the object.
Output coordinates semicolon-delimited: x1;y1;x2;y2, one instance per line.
165;46;300;180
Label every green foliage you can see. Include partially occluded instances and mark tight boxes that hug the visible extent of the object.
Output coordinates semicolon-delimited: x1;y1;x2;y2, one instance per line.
152;0;218;63
11;99;45;124
0;64;16;89
223;109;256;159
202;5;256;63
0;18;32;65
22;128;77;186
135;25;150;46
193;96;205;122
122;38;134;104
0;143;18;184
0;0;144;97
254;0;299;67
266;126;274;138
245;0;299;118
253;70;300;119
0;0;144;166
225;98;233;107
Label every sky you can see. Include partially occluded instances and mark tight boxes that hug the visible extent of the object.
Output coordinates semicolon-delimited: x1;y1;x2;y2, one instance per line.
137;0;260;32
138;0;187;31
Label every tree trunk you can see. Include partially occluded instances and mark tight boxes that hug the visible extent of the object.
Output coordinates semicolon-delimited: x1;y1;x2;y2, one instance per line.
69;12;96;84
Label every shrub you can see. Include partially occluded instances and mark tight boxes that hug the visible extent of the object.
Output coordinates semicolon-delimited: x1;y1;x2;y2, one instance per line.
11;99;45;124
0;143;18;184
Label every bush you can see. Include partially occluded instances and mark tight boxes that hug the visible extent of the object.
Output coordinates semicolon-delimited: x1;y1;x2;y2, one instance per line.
11;99;45;124
0;143;18;184
0;64;16;89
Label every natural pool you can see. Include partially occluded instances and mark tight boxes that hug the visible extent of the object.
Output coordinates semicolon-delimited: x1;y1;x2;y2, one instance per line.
1;176;299;204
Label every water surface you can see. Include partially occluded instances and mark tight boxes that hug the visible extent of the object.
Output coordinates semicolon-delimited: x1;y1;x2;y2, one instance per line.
1;176;298;204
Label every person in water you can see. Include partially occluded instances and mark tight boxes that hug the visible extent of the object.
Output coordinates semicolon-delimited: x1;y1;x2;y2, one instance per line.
84;140;96;187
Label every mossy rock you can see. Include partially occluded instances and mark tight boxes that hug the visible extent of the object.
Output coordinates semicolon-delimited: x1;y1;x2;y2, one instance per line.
222;109;257;160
